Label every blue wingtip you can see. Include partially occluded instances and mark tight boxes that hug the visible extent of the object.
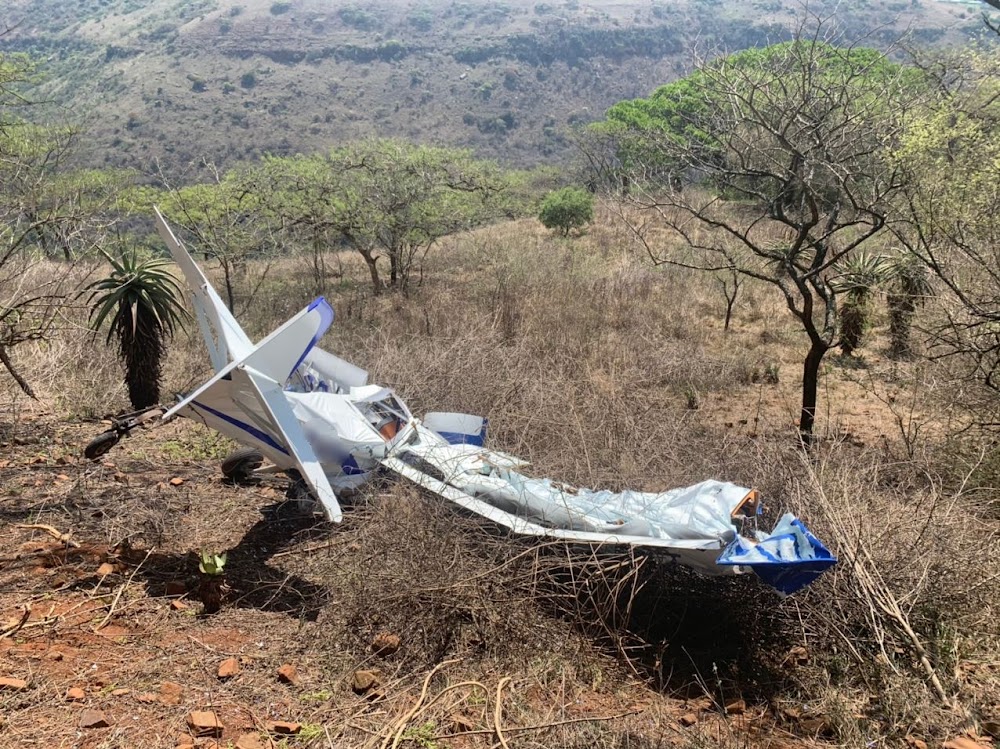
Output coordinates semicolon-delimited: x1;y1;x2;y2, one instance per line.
717;516;837;595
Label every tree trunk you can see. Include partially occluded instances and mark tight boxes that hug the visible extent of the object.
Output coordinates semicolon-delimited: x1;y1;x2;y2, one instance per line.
799;341;828;445
0;344;36;399
360;250;381;295
389;252;399;287
222;261;236;312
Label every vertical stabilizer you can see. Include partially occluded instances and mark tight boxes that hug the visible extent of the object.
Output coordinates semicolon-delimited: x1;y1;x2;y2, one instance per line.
154;207;253;372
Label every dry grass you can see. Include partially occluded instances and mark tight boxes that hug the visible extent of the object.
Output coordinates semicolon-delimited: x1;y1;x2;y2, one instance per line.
1;210;999;746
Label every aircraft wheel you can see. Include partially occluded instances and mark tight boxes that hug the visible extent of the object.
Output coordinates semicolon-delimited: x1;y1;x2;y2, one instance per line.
221;447;263;483
84;431;120;460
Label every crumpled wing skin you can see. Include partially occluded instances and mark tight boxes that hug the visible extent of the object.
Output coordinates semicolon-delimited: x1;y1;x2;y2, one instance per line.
154;207;253;372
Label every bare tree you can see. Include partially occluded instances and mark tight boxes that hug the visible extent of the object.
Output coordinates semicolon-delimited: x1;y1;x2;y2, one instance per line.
0;54;122;397
156;161;283;314
601;28;917;442
892;49;1000;406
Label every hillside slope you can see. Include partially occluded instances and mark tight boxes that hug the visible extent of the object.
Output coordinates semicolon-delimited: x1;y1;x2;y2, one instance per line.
3;0;984;171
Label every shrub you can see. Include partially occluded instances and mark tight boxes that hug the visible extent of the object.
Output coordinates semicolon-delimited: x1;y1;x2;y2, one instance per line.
538;186;594;236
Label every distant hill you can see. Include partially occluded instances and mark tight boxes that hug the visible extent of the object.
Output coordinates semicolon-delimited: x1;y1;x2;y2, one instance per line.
2;0;985;173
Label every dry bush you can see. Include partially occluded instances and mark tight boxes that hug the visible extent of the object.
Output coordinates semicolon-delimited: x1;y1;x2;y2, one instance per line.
785;448;1000;738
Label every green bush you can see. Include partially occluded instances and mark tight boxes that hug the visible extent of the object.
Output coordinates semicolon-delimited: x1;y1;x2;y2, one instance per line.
538;187;594;236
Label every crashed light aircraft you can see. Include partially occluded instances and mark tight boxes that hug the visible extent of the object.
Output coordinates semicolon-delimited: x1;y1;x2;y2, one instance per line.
86;208;836;596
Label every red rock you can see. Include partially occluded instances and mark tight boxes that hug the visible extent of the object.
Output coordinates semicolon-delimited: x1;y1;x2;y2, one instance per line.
159;681;183;705
0;677;27;691
169;477;185;486
371;632;401;657
786;645;809;665
943;740;990;749
798;716;832;736
96;562;116;576
187;710;223;737
170;600;188;611
277;663;298;684
725;699;746;715
679;713;698;727
265;721;301;735
66;687;86;701
137;692;157;703
111;688;129;696
905;737;928;749
351;670;380;694
217;658;240;679
79;709;111;729
235;734;267;749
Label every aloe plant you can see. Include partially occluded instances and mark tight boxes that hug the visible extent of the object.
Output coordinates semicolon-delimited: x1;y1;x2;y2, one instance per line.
832;252;893;357
84;250;188;409
198;550;227;614
885;255;932;359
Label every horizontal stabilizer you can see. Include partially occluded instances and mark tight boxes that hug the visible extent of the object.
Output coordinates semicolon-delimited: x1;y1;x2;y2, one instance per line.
242;297;334;385
240;367;341;521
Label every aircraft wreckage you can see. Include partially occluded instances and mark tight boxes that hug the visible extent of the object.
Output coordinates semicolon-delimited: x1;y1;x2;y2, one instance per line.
84;208;836;595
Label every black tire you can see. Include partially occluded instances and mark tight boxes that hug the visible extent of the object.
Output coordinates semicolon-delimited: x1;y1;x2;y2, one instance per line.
84;431;120;461
221;447;264;483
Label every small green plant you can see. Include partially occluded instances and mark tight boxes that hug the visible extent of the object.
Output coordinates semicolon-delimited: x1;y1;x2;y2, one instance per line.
298;724;325;741
683;384;700;410
400;722;439;749
761;362;780;385
299;690;333;702
198;550;227;614
199;551;227;576
538;186;594;237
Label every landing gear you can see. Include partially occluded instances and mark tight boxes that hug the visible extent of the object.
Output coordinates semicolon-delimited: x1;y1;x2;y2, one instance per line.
220;447;264;484
83;408;165;460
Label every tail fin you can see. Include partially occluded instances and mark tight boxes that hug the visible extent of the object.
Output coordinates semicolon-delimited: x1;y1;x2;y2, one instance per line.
154;207;253;372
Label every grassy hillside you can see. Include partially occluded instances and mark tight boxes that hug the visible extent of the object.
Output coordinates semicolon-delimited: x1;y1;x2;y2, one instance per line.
3;0;984;172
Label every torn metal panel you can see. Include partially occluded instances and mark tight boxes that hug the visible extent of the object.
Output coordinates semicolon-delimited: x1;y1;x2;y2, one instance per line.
383;425;835;591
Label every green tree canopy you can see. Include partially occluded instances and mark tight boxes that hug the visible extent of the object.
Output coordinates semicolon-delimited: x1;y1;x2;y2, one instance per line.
0;53;133;397
893;47;1000;394
592;37;924;441
266;139;509;293
584;41;923;194
538;186;594;236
